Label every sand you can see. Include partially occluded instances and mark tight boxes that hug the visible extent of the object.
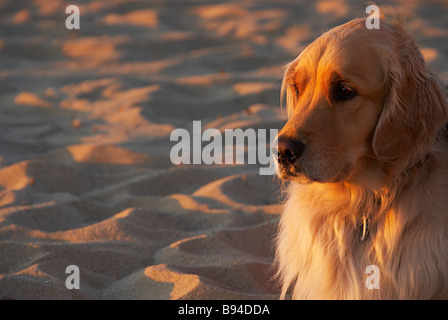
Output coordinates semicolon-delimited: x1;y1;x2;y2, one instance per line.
0;0;447;300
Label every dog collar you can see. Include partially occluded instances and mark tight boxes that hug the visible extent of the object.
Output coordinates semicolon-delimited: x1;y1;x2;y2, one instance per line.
359;215;369;241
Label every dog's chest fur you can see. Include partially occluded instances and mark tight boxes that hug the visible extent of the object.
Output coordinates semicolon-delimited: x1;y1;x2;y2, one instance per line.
276;179;448;299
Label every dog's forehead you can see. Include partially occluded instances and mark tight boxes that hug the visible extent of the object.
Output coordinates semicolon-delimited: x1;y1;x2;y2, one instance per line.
291;25;387;85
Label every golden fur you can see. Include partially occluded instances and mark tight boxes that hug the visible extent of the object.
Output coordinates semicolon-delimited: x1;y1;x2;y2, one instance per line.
274;18;448;299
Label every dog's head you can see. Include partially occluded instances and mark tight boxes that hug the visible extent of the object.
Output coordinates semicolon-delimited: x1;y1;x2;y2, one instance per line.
275;18;447;185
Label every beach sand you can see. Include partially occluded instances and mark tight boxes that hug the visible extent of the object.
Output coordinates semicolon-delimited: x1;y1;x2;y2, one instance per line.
0;0;447;299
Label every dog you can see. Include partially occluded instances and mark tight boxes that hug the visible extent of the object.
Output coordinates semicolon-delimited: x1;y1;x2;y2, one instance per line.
274;17;448;299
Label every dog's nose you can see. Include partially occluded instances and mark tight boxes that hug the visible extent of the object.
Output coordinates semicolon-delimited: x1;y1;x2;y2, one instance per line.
277;136;305;165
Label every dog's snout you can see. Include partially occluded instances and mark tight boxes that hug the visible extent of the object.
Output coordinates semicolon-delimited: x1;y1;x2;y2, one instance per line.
277;136;305;165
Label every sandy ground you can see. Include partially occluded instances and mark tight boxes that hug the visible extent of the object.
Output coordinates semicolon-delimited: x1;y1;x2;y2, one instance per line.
0;0;447;299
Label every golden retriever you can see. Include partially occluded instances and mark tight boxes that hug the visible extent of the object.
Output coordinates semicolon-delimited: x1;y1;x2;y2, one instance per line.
274;17;448;299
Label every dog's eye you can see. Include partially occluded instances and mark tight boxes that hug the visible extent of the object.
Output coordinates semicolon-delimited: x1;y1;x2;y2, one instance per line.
336;84;357;101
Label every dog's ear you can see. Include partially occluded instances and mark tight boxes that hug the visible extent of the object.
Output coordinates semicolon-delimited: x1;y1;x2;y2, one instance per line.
281;58;301;119
372;25;447;172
